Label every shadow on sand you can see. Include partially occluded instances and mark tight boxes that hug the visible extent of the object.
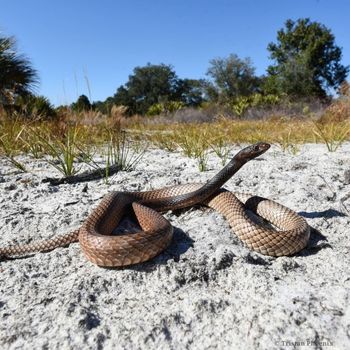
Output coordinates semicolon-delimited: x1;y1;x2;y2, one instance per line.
296;208;347;256
298;208;346;219
297;226;332;257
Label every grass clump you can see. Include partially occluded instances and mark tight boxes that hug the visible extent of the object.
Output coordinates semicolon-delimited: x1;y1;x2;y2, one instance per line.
210;135;231;165
276;129;300;155
313;121;350;152
39;126;81;176
104;129;146;172
175;126;210;171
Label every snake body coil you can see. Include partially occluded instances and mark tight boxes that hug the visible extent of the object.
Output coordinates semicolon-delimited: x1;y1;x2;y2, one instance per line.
0;142;310;266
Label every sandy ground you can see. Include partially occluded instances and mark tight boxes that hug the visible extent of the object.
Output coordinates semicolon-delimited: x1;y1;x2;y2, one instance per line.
0;143;349;350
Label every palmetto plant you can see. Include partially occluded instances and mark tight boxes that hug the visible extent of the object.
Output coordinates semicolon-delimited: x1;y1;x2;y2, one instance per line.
0;35;38;105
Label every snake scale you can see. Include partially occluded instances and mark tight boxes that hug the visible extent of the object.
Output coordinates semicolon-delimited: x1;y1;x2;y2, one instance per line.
0;142;310;266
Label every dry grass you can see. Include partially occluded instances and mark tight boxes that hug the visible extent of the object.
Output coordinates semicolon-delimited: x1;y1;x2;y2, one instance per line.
144;118;317;146
1;95;350;174
0;109;147;175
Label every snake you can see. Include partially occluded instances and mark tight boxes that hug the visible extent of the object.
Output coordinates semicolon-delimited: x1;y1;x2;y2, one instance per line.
0;142;310;266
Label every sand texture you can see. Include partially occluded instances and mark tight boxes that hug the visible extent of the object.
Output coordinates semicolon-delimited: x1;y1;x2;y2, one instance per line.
0;144;349;349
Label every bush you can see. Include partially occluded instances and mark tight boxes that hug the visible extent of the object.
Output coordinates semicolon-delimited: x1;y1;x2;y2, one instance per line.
147;101;185;116
229;93;280;118
147;103;164;116
16;94;56;118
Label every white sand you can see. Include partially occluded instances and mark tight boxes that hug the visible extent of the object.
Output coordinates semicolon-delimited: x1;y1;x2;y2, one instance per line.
0;143;349;350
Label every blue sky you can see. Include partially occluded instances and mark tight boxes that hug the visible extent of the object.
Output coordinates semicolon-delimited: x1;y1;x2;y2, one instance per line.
1;0;349;105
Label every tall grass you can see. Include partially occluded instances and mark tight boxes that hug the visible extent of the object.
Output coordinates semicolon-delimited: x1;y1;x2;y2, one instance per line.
1;99;350;177
0;107;148;176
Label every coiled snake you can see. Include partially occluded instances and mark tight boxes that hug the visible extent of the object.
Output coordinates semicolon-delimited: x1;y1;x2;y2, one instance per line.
0;142;310;266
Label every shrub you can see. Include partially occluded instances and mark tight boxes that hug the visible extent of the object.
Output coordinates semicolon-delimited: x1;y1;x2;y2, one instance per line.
147;103;164;116
16;94;56;119
147;101;184;116
229;93;280;118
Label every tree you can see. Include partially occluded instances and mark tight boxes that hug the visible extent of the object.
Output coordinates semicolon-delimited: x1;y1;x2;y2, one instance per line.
93;97;115;115
111;63;206;115
206;54;260;102
265;18;349;98
71;94;91;112
0;34;38;105
114;63;180;115
175;78;205;107
113;86;135;113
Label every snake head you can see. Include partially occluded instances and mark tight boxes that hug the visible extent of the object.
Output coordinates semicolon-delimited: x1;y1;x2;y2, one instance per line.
235;142;271;162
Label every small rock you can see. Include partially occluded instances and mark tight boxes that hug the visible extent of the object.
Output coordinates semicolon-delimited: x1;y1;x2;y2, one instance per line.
343;169;350;185
4;183;16;191
291;162;308;171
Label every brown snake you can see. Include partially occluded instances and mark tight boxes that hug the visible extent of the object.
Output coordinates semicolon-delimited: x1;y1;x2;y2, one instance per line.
0;142;310;266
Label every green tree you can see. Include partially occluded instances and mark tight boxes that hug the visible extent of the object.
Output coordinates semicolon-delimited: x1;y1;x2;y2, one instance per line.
113;86;135;113
265;18;349;98
93;97;115;115
0;34;38;105
206;54;260;102
114;63;180;115
71;94;91;112
176;78;205;107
